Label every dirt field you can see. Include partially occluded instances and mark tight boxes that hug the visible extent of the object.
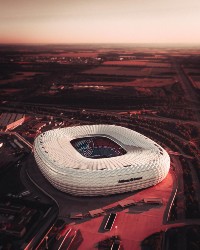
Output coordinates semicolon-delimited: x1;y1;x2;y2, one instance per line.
103;60;147;66
82;66;149;76
78;78;174;87
82;65;173;77
0;72;44;85
103;60;171;67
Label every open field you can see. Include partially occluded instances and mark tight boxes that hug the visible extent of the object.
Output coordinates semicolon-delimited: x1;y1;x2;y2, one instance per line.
78;78;175;87
103;60;171;67
82;66;175;77
0;44;196;110
0;72;45;85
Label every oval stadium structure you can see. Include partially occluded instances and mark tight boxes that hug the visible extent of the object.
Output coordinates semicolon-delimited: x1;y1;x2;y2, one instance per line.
33;125;170;196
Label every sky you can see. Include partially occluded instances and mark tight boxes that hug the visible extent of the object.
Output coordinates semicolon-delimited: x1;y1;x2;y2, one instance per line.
0;0;200;44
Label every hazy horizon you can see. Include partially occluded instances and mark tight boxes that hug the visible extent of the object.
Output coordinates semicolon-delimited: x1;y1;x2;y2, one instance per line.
0;42;200;48
1;0;200;45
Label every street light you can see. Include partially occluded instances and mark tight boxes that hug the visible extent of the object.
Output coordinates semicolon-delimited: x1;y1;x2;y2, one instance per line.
45;235;48;249
114;226;118;238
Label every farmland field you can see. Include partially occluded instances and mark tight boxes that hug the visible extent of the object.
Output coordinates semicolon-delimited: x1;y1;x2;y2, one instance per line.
103;60;171;67
82;66;174;77
78;78;174;87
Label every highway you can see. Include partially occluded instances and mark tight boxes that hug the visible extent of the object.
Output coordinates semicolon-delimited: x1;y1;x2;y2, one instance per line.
173;59;200;121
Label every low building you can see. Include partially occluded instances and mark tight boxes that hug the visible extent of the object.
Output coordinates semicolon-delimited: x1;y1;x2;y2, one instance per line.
143;198;163;205
0;113;25;131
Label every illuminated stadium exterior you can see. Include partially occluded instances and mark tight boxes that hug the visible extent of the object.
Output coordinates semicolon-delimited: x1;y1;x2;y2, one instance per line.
33;125;170;196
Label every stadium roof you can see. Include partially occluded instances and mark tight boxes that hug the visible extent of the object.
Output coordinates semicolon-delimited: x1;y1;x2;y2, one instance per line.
35;124;165;172
34;124;170;196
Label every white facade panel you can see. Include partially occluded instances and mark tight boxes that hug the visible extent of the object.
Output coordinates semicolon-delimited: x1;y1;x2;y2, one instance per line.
33;125;170;196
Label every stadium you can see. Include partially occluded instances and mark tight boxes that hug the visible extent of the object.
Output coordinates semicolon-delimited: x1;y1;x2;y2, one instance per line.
33;125;170;196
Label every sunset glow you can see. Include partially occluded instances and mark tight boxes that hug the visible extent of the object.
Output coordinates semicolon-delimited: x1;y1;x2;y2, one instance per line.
0;0;200;44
